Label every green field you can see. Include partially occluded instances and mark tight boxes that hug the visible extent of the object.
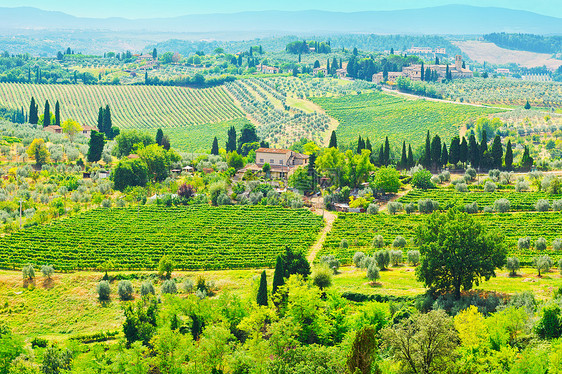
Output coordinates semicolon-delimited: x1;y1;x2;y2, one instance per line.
0;82;246;151
0;205;323;271
166;118;251;152
322;212;562;265
311;91;501;147
398;188;562;211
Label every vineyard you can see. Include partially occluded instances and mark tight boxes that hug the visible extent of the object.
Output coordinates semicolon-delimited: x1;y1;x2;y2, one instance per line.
0;205;323;271
398;189;562;211
311;92;502;147
321;212;562;265
0;83;245;144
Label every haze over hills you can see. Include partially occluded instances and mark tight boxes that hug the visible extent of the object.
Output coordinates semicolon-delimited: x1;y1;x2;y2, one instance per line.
1;5;562;35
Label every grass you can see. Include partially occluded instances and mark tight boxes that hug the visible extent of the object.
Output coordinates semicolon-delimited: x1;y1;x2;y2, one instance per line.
166;118;251;152
311;91;501;147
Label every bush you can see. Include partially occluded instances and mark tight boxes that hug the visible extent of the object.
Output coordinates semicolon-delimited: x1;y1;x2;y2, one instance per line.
366;203;379;215
392;236;407;248
536;199;550;212
493;198;510;213
553;200;562;211
407;250;420;266
483;206;494;213
535;304;562;339
158;255;174;279
361;256;374;270
404;203;416;214
118;280;134;301
515;180;530;192
506;257;520;276
320;255;340;274
353;252;366;268
465;168;477;180
372;235;385;248
312;263;333;289
390;250;403;266
411;169;434;189
41;265;54;279
484;181;496;192
418;199;439;214
140;281;155;296
534;255;553;276
518;237;531;250
101;198;112;208
183;278;194;292
535;237;547;251
438;171;451;182
366;261;380;281
97;280;110;300
430;176;440;185
455;183;468;192
374;250;390;270
387;201;403;215
22;264;35;280
31;337;49;348
553;238;562;251
465;201;479;214
161;279;177;294
340;239;349;249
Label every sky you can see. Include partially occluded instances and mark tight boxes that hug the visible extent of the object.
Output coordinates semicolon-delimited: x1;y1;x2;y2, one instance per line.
0;0;560;19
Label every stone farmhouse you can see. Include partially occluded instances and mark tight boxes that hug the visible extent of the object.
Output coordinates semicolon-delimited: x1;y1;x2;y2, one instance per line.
257;64;280;74
241;148;309;179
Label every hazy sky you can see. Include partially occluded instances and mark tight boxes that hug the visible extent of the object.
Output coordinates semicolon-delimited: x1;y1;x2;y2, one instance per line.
0;0;560;19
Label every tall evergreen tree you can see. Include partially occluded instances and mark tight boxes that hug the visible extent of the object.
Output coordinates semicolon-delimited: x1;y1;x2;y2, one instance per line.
521;146;533;170
505;140;513;170
468;135;480;168
97;107;104;133
357;136;365;154
377;145;385;167
29;97;38;124
103;105;113;139
226;126;237;152
430;135;441;169
329;131;337;148
407;145;414;168
42;100;50;127
383;137;390;165
441;143;448;167
256;270;268;306
491;135;503;169
272;255;285;295
420;62;425;81
87;130;105;163
423;131;431;168
211;137;219;155
480;131;488;158
156;128;164;146
449;136;460;165
152;48;157;59
459;137;468;165
365;138;372;152
54;101;61;127
399;141;407;169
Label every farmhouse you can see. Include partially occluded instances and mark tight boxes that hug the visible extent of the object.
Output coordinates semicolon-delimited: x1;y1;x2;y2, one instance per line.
44;125;62;134
242;148;309;179
257;64;280;74
81;125;98;137
313;67;328;76
336;68;347;79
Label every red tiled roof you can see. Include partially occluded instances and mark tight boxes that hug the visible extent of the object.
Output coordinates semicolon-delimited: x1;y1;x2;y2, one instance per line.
256;148;291;154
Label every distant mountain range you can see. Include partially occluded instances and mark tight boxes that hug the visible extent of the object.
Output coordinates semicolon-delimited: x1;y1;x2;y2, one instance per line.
1;5;562;35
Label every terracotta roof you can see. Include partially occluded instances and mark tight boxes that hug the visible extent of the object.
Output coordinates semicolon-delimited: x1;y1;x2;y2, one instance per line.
82;125;98;131
45;125;62;130
256;148;291;154
294;153;309;159
127;154;140;159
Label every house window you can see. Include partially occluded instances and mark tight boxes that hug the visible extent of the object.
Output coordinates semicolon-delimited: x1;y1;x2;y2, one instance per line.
270;159;274;164
259;159;264;163
280;160;283;165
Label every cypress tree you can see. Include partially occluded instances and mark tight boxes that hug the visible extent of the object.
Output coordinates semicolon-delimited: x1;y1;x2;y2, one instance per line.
407;145;414;168
329;131;337;148
211;137;219;155
423;130;431;168
521;146;533;170
365;138;372;152
43;100;50;127
54;101;61;127
103;105;113;139
468;134;480;168
400;141;407;169
505;139;513;170
29;97;38;124
256;270;268;306
383;137;390;165
524;100;531;110
226;126;237;152
441;143;448;167
272;255;285;295
357;136;365;154
87;130;105;163
459;137;468;165
480;131;488;158
156;128;164;145
430;135;441;169
491;135;503;169
449;136;460;165
425;67;431;82
97;107;104;133
377;145;385;166
420;62;425;81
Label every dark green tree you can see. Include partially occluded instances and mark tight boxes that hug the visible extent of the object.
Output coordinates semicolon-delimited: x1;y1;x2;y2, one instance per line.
521;146;534;170
430;135;441;169
155;128;164;146
282;246;310;279
256;270;268;306
440;143;448;167
226;126;237;152
272;255;285;295
43;100;50;127
102;105;115;139
420;62;425;81
237;123;259;155
347;326;378;374
87;130;105;163
97;107;104;133
357;136;365;154
399;141;407;169
407;145;414;168
54;101;61;127
152;48;157;59
365;138;372;152
423;131;431;168
112;158;149;191
211;137;219;155
468;135;480;168
505;139;513;170
524;100;531;110
459;137;468;165
383;137;390;165
329;130;337;148
29;97;38;124
449;136;460;165
491;135;503;169
416;210;506;299
123;297;158;347
480;130;488;159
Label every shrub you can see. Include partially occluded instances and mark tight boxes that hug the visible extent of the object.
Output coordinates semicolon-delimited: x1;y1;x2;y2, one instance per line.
312;263;333;289
361;256;374;270
465;168;477;180
430;176;440;185
483;206;494;213
559;259;562;275
140;281;155;296
404;203;416;214
374;250;390;270
41;265;54;279
438;171;451;182
386;201;403;215
553;238;562;251
455;183;468;192
407;250;420;266
411;169;434;189
518;237;531;250
534;255;553;276
392;236;407;248
535;304;562;339
161;279;177;294
158;255;174;279
183;278;194;292
553;200;562;211
353;252;366;268
366;203;379;215
484;181;497;192
506;257;520;276
366;261;380;281
101;198;112;208
368;235;383;249
31;337;49;348
418;199;439;214
340;239;349;249
320;255;340;274
535;237;547;251
97;280;110;300
515;180;530;192
493;198;510;213
22;264;35;280
390;250;403;266
536;199;550;212
465;201;479;214
118;280;134;301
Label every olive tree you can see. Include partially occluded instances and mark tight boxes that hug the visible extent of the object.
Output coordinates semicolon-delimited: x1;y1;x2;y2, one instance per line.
158;255;174;279
392;236;407;248
320;255;340;274
366;261;380;282
535;237;547;251
494;198;510;213
374;250;390;270
518;237;531;250
465;201;479;214
534;255;553;276
140;281;155;296
371;235;385;248
387;201;403;215
353;252;366;268
118;280;134;301
535;199;550;212
407;250;420;266
390;250;403;266
161;279;177;294
312;263;333;290
41;265;54;279
22;264;35;281
97;280;111;301
553;238;562;251
418;199;439;214
506;257;520;276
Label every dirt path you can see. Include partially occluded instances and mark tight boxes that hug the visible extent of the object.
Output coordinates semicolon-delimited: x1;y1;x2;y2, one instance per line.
308;209;337;264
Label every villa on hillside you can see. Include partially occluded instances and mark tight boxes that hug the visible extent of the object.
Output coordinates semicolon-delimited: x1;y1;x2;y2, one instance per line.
257;64;280;74
240;148;309;179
